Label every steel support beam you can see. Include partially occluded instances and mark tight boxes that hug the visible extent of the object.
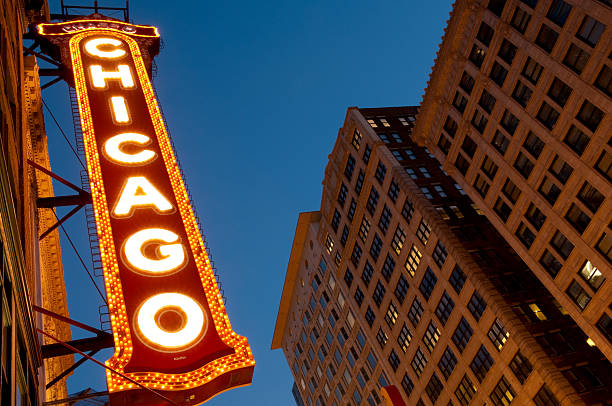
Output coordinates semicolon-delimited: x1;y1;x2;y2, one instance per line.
37;194;91;208
42;334;113;358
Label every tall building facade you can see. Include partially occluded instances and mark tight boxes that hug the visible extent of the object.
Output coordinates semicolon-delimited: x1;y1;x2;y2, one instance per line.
272;106;611;406
1;1;72;404
413;0;612;361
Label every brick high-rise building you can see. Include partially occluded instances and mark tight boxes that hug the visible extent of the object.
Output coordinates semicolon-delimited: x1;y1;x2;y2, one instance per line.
413;0;612;361
272;106;611;406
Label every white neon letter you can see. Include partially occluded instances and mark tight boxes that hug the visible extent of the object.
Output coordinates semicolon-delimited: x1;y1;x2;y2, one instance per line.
110;96;130;123
136;293;205;349
113;177;173;217
124;228;185;274
90;65;134;88
104;133;156;165
84;37;126;59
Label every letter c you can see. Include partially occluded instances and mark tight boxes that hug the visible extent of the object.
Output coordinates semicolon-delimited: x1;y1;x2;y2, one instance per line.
84;37;126;59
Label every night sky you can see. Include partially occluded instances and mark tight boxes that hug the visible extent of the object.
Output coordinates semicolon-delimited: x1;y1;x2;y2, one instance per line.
40;1;453;404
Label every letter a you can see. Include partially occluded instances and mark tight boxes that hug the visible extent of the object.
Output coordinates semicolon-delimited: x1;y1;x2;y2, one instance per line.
113;176;173;217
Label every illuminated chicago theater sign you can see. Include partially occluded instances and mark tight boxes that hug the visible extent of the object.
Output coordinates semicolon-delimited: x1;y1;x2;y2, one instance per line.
38;18;254;405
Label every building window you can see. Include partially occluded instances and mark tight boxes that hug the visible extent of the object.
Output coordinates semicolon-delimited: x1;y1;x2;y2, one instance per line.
595;150;612;182
472;109;488;133
449;265;466;293
331;209;341;232
461;136;478;158
405;167;418;179
365;307;375;327
395;275;410;304
388;180;400;202
512;80;533;107
550;230;574;259
423;320;441;353
476;21;495;46
325;234;334;253
419;268;438;301
470;345;494;382
379;133;390;143
596;232;612;264
488;318;510;351
419;166;431;178
375;161;387;184
362;261;373;286
533;385;560;406
398;324;412;352
435;291;455;326
596;314;612;344
548;77;572;107
337;183;348;206
455;153;471;175
516;222;537;248
502;178;521;204
595;65;612;97
510;351;533;384
491;130;510;155
576;16;605;47
363;144;371;164
354;287;364;307
536;24;559;53
411;348;427;377
355;170;365;195
385;302;399;328
403;245;421;278
351;129;362;150
408;297;424;327
490;61;508;86
488;0;506;16
453;91;468;113
401;373;414;397
459;71;475;94
566;280;592;310
511;6;531;33
564;125;590;155
565;203;591;234
525;203;546;230
344;268;354;287
370;234;383;262
391;226;406;255
388;349;401;371
537;102;560;129
425;373;444;404
540;249;562;278
367;119;377;128
358;216;370;242
376;328;388;349
455;374;477;406
522;57;543;84
382;254;395;282
479;90;497;113
340;225;349;246
347;198;356;221
523;131;544;158
498;39;518;64
546;0;572;27
366;187;379;215
514;152;534;179
500;109;519;134
416;220;431;245
468;291;487;321
344;154;356;180
401;198;414;223
444;116;458;138
494;197;512;221
481;156;498;180
452;317;473;353
438;346;458;380
577;182;604;213
576;100;604;132
432;241;448;268
378;205;392;234
372;281;386;307
562;365;604;395
564;43;590;74
538;176;561;205
469;44;486;68
490;376;516;406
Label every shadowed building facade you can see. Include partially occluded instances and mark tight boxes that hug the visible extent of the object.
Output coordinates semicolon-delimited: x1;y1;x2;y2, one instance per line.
413;0;612;361
273;106;611;406
1;0;72;404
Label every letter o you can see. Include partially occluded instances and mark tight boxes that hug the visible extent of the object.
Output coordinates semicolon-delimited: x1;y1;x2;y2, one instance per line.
136;293;206;349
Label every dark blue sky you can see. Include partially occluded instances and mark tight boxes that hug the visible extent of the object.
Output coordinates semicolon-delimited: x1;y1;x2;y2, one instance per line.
42;1;453;404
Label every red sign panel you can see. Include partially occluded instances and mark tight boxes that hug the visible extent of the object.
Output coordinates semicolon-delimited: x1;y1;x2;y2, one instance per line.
38;19;254;405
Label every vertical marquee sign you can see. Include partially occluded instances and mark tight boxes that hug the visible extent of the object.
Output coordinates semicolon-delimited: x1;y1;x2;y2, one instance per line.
37;17;254;405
